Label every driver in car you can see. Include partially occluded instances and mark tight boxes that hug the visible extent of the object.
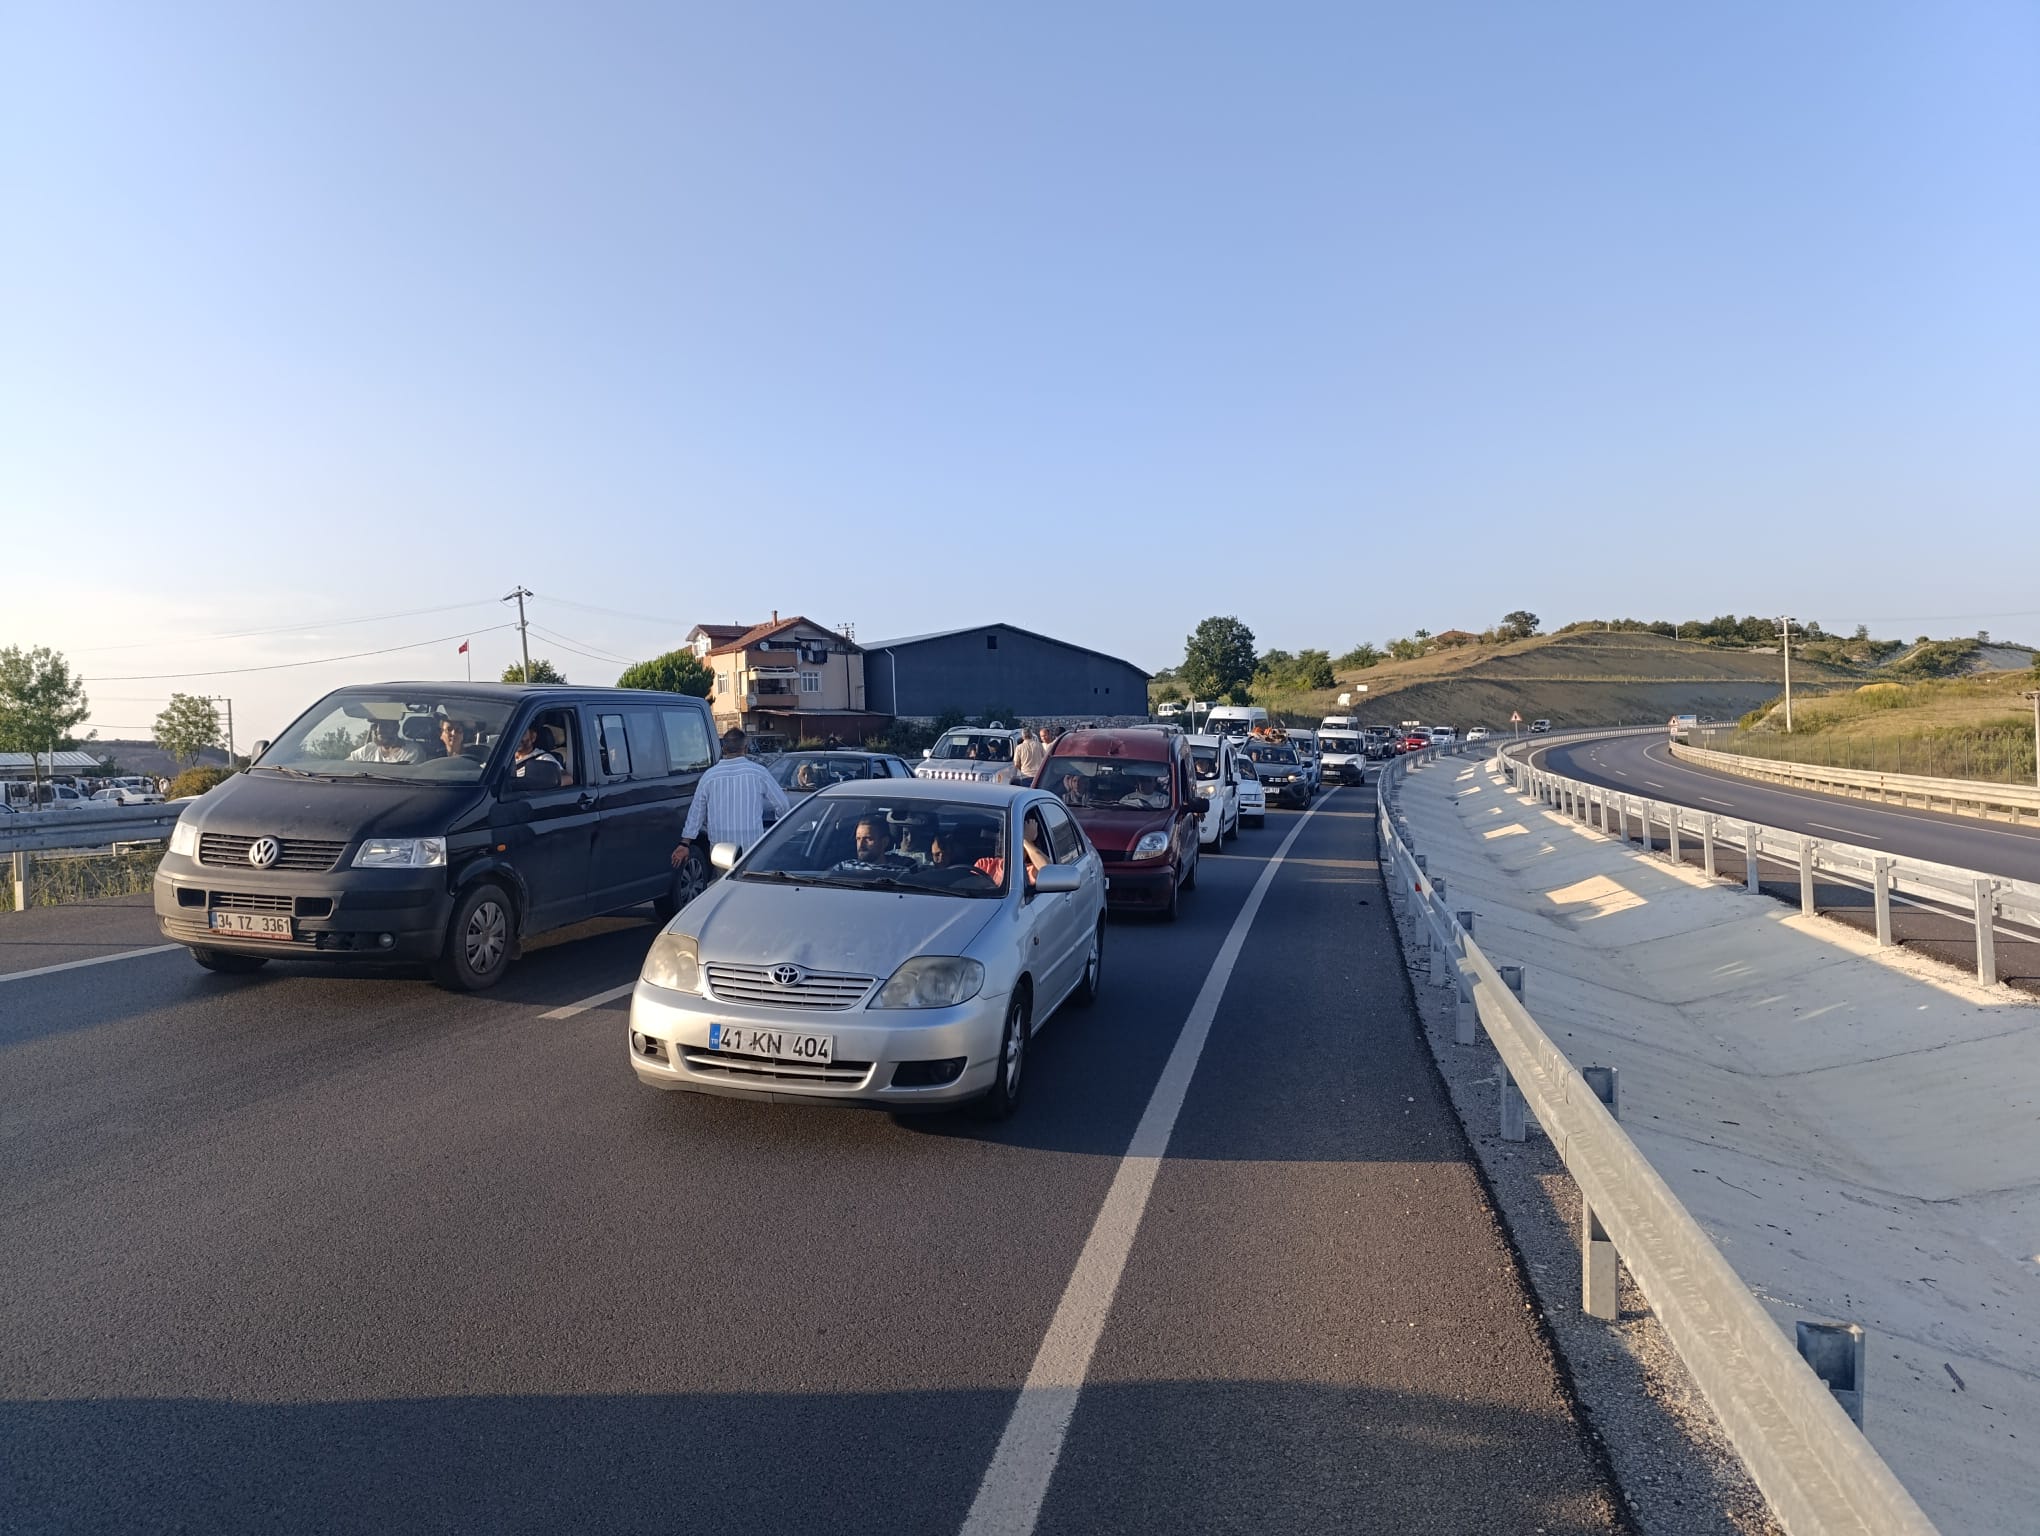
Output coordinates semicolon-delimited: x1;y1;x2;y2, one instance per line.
842;814;914;871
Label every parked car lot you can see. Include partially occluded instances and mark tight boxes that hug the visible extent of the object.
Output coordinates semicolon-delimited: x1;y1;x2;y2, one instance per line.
627;780;1105;1119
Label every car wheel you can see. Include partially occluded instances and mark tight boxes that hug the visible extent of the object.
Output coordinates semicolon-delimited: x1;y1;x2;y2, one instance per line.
1161;869;1180;922
433;882;515;992
190;946;269;975
653;846;709;922
973;988;1031;1120
1073;919;1104;1007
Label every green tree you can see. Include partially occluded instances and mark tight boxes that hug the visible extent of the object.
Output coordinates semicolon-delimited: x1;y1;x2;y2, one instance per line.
1293;649;1336;690
0;645;91;798
501;658;566;684
1499;610;1540;640
1387;637;1422;662
154;693;224;766
1181;616;1258;702
615;648;712;697
1336;642;1382;670
168;765;232;799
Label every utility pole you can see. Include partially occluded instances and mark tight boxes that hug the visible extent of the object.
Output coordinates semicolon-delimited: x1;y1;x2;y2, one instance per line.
1778;615;1796;733
504;586;533;682
204;695;236;762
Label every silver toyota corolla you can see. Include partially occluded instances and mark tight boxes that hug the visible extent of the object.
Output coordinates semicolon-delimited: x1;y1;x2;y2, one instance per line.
627;780;1106;1118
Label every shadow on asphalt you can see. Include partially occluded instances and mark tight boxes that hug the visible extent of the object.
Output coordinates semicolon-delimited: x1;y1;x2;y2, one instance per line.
0;1382;1616;1536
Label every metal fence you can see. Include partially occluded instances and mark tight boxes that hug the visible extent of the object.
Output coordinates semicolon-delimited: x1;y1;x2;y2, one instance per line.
1692;723;2036;788
1;803;186;914
1379;745;1940;1536
1672;740;2040;828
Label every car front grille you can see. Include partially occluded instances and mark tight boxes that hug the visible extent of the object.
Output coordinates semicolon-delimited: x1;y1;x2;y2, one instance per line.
704;964;874;1010
208;891;294;913
678;1047;874;1087
199;834;347;872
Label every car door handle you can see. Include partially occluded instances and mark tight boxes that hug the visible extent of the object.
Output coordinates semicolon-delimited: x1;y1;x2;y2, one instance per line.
577;793;596;811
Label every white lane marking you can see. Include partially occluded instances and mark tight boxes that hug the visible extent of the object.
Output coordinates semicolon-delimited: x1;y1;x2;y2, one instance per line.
1609;770;1629;778
1701;796;1736;807
1644;780;1665;788
0;945;182;984
539;981;636;1020
958;792;1334;1536
1809;822;1876;841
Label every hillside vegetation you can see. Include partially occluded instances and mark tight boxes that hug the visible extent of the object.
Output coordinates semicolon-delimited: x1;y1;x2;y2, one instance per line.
1716;668;2040;784
1246;630;1858;730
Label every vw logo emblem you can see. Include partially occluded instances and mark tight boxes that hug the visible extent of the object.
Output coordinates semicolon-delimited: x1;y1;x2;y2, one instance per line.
769;964;803;987
246;837;281;869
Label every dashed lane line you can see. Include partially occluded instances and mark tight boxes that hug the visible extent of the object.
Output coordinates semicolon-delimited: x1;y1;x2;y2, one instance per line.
539;981;636;1020
0;945;183;984
957;790;1335;1536
1808;822;1876;840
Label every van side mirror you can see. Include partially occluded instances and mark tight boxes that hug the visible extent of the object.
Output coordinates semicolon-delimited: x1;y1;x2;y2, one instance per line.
710;841;741;871
250;741;270;762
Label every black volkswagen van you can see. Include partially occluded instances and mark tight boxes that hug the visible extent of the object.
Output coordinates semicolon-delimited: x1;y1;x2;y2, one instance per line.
154;682;719;989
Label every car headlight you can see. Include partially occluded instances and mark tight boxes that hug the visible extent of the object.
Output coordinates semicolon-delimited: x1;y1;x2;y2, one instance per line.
169;818;199;858
1131;830;1170;860
874;956;985;1009
352;837;447;868
642;932;701;993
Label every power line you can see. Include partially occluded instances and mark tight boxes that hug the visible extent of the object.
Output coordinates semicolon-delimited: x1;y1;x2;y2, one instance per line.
68;598;504;653
528;624;641;669
531;593;691;630
84;625;518;682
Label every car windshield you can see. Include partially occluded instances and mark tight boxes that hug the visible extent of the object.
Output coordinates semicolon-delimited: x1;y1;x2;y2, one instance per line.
255;690;516;781
737;794;1011;897
1245;746;1297;764
1190;749;1220;779
930;731;1012;762
1322;736;1359;753
773;754;882;790
1044;756;1172;811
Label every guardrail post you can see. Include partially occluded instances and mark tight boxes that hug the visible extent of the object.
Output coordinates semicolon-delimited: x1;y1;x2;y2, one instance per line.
1795;1321;1866;1427
1613;798;1627;841
1581;1065;1619;1120
1581;1193;1618;1320
1800;839;1818;916
1745;825;1762;894
1873;857;1894;946
1975;879;1999;985
1453;912;1479;1046
9;850;25;915
1667;810;1681;864
1500;1078;1528;1142
1702;814;1717;879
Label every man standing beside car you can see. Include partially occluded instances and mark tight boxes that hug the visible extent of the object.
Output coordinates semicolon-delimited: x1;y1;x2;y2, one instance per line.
1014;725;1049;786
674;728;790;868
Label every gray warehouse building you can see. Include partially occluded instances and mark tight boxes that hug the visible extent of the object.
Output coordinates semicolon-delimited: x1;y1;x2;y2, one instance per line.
866;623;1150;722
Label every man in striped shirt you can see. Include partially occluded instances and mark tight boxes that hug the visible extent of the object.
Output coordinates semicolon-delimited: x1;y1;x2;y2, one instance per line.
674;728;792;869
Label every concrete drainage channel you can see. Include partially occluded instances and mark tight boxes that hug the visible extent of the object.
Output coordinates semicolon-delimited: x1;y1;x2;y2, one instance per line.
1379;745;1940;1536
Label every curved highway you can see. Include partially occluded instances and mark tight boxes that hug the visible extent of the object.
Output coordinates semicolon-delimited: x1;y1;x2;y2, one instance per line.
0;794;1628;1535
1535;731;2040;886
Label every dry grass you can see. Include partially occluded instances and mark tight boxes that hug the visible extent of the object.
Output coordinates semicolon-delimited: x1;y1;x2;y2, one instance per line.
0;847;164;913
1712;671;2039;784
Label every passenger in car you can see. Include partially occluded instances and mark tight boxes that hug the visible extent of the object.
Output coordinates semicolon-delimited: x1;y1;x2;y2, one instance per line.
349;719;422;764
975;831;1048;890
512;726;565;789
1055;770;1089;807
438;719;481;761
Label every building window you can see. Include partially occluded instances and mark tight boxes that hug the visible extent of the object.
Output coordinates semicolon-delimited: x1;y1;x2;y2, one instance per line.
800;671;821;694
986;634;998;649
715;673;727;694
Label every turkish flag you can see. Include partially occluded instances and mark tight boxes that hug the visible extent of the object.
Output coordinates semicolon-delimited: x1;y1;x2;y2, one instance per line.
458;640;470;654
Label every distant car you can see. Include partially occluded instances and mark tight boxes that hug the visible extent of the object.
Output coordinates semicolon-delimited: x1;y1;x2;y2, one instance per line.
91;785;166;805
1039;728;1201;920
1530;719;1552;734
1362;727;1398;761
626;780;1106;1120
1234;760;1267;827
916;726;1025;786
1240;742;1311;808
1398;733;1430;753
1155;701;1184;718
1464;727;1491;743
1184;734;1242;849
1430;726;1457;743
1318;732;1364;785
772;751;915;797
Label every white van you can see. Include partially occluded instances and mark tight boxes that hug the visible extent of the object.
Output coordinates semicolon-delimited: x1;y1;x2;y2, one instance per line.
1204;706;1268;738
1318;731;1364;784
1319;715;1358;733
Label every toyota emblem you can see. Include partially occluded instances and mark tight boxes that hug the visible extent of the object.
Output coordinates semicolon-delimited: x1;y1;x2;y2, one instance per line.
769;964;803;987
246;837;281;869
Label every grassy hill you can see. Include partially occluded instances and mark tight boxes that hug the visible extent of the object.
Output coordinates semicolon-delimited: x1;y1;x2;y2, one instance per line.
1247;630;1863;729
1718;668;2039;783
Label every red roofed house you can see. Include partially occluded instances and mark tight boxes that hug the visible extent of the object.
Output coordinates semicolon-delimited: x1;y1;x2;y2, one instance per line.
690;614;886;751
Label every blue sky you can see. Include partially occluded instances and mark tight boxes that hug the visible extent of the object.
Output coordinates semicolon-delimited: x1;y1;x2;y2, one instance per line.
4;1;2035;741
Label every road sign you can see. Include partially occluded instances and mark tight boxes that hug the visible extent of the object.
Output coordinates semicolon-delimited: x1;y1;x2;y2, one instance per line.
1509;711;1521;723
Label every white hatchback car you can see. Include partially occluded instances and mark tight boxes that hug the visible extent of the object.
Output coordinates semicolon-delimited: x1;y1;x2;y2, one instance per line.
628;781;1105;1120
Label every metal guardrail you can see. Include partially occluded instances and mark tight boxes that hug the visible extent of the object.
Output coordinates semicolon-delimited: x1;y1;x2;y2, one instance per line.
2;804;186;914
1379;746;1940;1536
1505;742;2040;985
1670;741;2040;827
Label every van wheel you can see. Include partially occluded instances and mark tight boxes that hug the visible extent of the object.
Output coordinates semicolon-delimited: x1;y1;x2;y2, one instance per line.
1181;848;1198;891
653;847;709;922
433;883;515;992
191;947;268;975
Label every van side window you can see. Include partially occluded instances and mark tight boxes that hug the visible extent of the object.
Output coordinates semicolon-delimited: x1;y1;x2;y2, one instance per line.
509;708;578;792
661;708;712;774
596;713;631;779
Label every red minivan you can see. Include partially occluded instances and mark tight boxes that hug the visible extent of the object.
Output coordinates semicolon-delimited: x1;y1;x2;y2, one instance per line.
1038;729;1200;920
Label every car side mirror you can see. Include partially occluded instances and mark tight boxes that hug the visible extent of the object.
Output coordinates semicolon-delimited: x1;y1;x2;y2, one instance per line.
921;749;932;759
250;741;270;762
710;841;741;871
1032;865;1081;895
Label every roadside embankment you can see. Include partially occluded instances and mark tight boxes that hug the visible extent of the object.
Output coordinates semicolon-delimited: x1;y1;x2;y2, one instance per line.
1394;753;2040;1536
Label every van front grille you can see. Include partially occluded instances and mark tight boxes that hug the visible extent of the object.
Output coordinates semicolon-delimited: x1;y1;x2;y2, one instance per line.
199;834;347;872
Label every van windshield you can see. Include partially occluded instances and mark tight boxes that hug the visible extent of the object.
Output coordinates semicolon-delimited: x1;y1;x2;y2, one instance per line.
256;691;517;782
1043;757;1172;811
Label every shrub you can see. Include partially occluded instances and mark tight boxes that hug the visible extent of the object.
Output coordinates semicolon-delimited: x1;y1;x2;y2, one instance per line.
168;766;233;799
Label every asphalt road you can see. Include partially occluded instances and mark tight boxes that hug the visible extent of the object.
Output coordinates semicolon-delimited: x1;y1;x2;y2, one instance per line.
0;789;1624;1535
1533;731;2040;993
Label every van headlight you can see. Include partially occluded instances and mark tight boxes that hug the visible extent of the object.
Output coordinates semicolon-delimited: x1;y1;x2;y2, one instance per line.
353;837;446;868
642;932;701;994
169;819;199;858
1130;830;1170;860
874;957;985;1009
